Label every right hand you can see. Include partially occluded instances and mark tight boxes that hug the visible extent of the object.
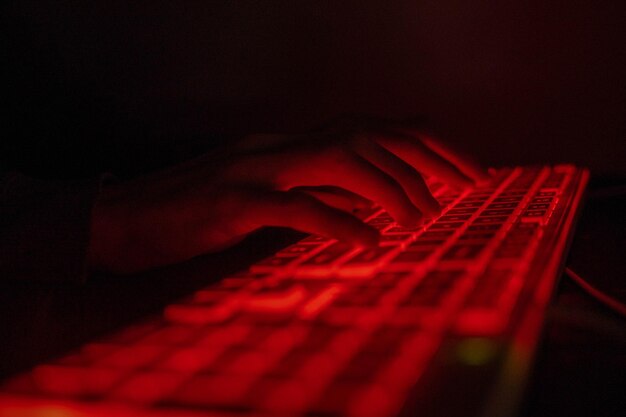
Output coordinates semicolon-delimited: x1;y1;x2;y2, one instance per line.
88;121;489;273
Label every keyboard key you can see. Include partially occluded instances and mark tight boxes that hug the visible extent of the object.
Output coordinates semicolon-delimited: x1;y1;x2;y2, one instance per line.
301;242;354;266
446;208;479;215
111;371;186;404
344;246;395;265
487;202;518;209
301;235;331;243
385;225;423;233
429;222;464;230
379;233;414;245
458;232;495;241
165;299;238;325
408;239;445;248
98;345;167;369
167;374;256;409
158;345;224;372
244;284;307;313
454;202;483;208
424;231;456;240
442;244;485;261
278;244;321;256
253;254;300;271
299;285;343;319
31;365;124;397
390;251;431;264
252;378;313;413
480;209;514;216
438;214;471;222
473;216;508;224
492;196;523;203
468;223;502;232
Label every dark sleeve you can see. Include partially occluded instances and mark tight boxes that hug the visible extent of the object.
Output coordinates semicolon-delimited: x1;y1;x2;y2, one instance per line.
0;171;101;283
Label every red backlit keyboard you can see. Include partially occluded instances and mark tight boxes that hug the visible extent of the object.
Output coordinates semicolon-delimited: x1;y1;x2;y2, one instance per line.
0;165;589;417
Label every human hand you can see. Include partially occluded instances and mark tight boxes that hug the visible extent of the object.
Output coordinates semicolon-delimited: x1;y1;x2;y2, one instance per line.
88;118;489;273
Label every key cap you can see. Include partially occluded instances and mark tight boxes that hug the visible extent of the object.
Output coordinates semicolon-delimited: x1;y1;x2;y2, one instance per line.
454;202;483;208
379;233;414;245
429;222;464;230
338;246;397;275
158;345;225;373
442;244;485;261
98;345;167;369
473;216;508;224
480;209;514;216
31;365;124;397
301;234;332;243
446;208;479;215
299;285;343;319
252;254;300;271
300;242;354;266
408;239;445;248
166;374;256;409
468;223;502;232
492;196;523;203
278;243;321;256
390;250;431;264
421;230;454;238
165;299;239;325
438;214;471;222
244;284;307;313
458;232;495;241
487;202;518;209
111;371;187;404
252;378;313;413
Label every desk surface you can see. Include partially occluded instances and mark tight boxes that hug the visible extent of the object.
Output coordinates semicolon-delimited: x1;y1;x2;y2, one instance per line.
1;177;625;416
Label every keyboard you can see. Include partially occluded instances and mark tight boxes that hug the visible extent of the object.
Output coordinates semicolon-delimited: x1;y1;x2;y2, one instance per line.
0;165;589;417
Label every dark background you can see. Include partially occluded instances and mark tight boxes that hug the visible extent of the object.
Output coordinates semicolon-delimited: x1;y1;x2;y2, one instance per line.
3;1;626;177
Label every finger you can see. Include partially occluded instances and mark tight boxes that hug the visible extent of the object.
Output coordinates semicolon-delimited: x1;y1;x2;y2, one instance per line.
352;137;441;217
415;132;491;184
291;186;374;214
373;130;476;190
218;142;424;226
246;190;379;247
285;149;424;227
319;114;490;186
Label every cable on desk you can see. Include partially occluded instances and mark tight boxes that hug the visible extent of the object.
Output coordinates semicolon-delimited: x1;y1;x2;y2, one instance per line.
565;267;626;319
